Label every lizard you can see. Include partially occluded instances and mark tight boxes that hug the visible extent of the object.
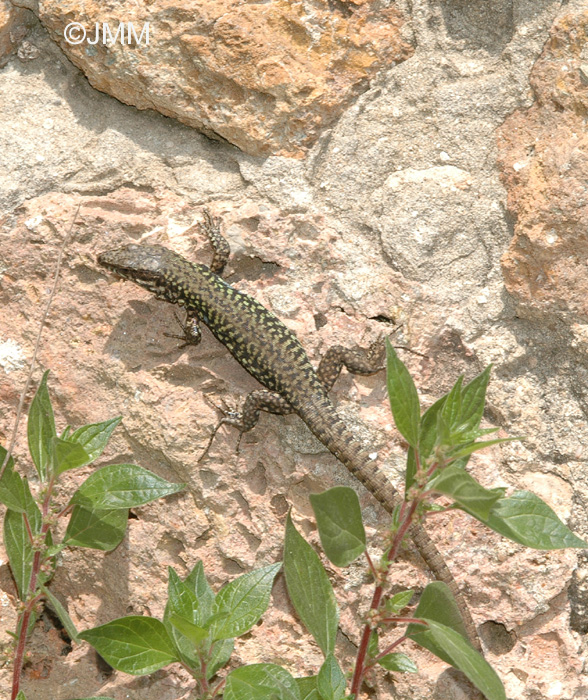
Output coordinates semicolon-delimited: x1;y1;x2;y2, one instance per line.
97;210;480;649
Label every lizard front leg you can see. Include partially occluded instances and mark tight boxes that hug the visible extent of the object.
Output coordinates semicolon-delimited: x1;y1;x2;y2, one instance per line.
164;309;202;349
200;390;293;460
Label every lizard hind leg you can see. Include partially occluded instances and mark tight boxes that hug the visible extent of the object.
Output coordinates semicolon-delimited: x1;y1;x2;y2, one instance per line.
199;209;231;275
198;390;294;462
316;337;386;392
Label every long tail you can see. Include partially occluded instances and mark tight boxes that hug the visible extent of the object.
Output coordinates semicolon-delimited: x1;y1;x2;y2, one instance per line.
296;394;481;650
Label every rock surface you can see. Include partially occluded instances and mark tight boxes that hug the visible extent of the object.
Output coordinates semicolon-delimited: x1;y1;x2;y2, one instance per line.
38;0;413;158
0;1;32;66
1;1;588;699
499;9;588;320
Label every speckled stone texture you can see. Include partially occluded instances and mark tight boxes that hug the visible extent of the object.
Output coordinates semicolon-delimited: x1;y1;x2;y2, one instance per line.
37;0;413;157
1;1;588;698
499;8;588;320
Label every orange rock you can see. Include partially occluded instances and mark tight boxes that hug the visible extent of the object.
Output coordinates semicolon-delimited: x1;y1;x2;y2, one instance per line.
38;0;412;157
0;0;31;66
498;9;588;319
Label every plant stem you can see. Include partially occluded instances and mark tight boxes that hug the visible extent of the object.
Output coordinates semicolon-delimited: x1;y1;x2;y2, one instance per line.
365;550;377;579
350;491;421;696
11;543;46;699
372;634;409;663
350;585;384;697
10;479;55;699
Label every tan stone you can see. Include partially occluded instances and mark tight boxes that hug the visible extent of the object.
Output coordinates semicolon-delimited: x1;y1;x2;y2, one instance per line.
498;10;588;319
38;0;412;157
0;0;31;66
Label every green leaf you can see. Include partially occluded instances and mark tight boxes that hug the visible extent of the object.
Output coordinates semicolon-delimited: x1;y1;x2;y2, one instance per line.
207;638;234;679
458;366;492;435
16;693;27;700
385;589;414;614
368;629;379;658
406;582;471;659
409;619;505;700
386;341;420;448
164;581;200;665
225;663;301;700
42;585;80;643
165;562;214;630
4;478;42;598
168;614;209;646
0;460;29;513
447;437;521;462
185;560;216;621
296;677;319;700
79;616;179;675
27;370;56;481
418;396;447;459
70;464;184;510
64;506;128;551
406;396;447;492
284;514;338;656
435;409;451;448
69;417;122;463
209;563;281;640
317;654;345;700
309;487;366;567
427;466;505;520
462;490;588;549
164;565;212;664
0;443;14;471
52;437;90;476
440;376;464;433
377;652;417;673
405;446;417;494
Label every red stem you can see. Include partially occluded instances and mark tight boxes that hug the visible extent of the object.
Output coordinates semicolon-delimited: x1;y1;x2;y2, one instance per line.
371;634;409;664
200;664;209;694
365;550;377;579
211;677;226;697
350;585;384;696
22;514;34;545
350;484;423;697
11;478;55;699
378;616;426;626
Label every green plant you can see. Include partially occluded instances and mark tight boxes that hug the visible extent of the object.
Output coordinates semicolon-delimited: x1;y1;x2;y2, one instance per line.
75;341;587;699
0;371;184;700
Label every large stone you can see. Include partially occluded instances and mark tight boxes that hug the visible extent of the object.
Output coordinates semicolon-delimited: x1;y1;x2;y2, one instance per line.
498;10;588;320
0;1;32;66
38;0;412;157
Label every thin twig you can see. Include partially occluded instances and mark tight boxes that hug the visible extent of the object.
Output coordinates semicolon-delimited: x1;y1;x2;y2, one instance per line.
0;202;81;480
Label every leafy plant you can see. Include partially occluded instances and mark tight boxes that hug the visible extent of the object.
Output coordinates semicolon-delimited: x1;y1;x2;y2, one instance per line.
76;342;586;699
6;349;586;699
79;561;281;698
1;371;184;700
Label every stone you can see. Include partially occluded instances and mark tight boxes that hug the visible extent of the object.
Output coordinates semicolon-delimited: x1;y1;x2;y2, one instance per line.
498;9;588;320
38;0;413;157
0;0;32;66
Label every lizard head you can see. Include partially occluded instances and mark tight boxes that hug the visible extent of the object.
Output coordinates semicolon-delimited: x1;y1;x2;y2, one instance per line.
98;244;179;299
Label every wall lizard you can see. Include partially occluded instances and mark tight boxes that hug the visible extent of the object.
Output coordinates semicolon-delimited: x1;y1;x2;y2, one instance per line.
97;211;480;649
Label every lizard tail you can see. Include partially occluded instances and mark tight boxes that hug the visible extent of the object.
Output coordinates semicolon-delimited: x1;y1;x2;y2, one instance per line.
296;394;481;651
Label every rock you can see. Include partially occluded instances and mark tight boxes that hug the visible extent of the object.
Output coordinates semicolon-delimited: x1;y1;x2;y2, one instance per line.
0;0;32;66
2;2;588;699
498;9;588;320
38;0;413;157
